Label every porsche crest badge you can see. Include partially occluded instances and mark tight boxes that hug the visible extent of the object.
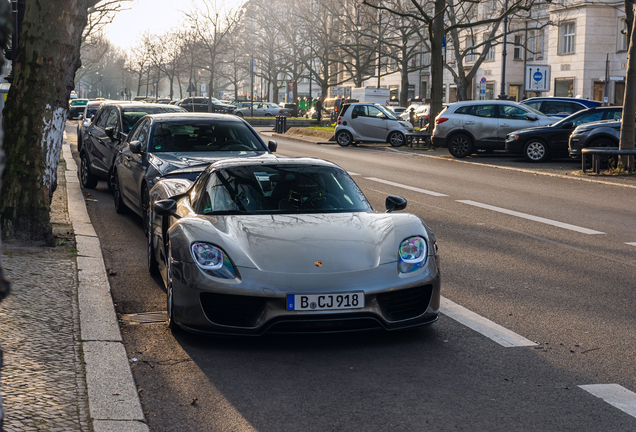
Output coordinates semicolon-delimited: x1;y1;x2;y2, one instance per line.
314;261;323;268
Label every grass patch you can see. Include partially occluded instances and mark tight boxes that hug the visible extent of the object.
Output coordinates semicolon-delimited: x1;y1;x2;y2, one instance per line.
301;126;336;132
66;247;78;258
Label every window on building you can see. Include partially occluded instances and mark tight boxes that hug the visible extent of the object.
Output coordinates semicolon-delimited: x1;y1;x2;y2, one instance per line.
513;35;522;60
554;78;574;97
484;34;495;60
527;31;535;60
536;30;544;59
559;22;575;54
466;36;476;62
615;81;625;105
618;18;628;52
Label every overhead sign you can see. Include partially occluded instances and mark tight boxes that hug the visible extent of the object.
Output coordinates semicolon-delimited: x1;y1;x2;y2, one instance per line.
526;66;550;92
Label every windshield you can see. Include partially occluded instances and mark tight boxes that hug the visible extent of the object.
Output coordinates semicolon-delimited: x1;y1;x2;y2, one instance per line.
150;120;266;153
269;103;280;108
210;98;222;104
122;106;184;132
198;165;372;215
523;104;547;117
71;99;88;106
376;105;398;120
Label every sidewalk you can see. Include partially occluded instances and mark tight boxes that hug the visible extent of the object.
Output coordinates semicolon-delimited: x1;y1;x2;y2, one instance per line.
0;136;149;432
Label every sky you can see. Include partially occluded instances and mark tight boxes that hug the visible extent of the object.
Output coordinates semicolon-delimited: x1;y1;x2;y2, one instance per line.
103;0;189;50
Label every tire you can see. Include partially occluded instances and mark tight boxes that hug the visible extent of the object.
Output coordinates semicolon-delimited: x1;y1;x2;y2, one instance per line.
524;140;550;163
236;112;243;117
112;169;128;214
147;210;159;275
336;130;353;147
77;130;83;152
388;131;406;147
588;138;617;149
80;153;98;189
447;133;474;158
264;113;272;117
166;244;179;332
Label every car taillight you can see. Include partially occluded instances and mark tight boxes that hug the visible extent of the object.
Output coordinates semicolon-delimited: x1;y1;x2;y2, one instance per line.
436;118;448;124
337;116;342;125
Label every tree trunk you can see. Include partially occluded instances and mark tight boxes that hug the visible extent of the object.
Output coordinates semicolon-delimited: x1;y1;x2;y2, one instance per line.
620;2;636;171
427;0;445;133
0;0;11;301
399;58;410;106
1;1;87;244
136;69;143;96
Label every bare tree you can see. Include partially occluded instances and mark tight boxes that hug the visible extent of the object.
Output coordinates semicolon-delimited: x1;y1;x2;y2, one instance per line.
145;30;184;100
619;0;635;170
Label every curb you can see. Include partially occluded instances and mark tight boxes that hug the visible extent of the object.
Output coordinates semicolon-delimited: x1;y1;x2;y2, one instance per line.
62;137;150;432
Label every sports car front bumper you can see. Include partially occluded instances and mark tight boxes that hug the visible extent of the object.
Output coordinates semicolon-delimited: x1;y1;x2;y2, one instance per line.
170;258;441;335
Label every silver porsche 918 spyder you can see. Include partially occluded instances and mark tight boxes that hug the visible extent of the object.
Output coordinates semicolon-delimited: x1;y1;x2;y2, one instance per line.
148;157;440;335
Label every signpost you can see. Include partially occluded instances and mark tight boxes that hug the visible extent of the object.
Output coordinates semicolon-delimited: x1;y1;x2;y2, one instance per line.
525;66;550;92
480;77;487;99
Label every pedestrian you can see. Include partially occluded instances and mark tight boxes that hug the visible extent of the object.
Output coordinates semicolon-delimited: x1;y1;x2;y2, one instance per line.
335;96;342;116
315;97;323;122
521;93;528;101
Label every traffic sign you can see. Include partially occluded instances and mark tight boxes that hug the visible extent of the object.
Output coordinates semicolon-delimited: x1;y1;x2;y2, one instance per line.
480;77;487;84
526;66;550;92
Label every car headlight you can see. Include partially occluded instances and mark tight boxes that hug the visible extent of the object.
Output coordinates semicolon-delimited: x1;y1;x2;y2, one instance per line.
398;236;427;274
191;242;238;279
508;134;518;141
398;121;409;127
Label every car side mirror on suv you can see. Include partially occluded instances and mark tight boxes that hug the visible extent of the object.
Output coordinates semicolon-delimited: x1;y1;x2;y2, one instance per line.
527;114;538;121
105;126;117;140
562;122;574;129
129;140;143;154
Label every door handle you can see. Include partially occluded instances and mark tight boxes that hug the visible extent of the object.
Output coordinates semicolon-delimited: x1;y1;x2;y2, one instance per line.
500;123;509;127
465;121;475;125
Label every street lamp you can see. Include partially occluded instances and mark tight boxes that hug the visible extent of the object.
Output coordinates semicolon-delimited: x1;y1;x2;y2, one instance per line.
377;9;382;89
498;0;509;100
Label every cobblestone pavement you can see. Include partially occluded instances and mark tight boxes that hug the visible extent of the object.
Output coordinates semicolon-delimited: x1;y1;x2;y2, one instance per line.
0;256;88;432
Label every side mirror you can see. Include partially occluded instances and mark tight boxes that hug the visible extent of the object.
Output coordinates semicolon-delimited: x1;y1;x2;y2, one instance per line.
562;122;574;129
385;195;407;213
527;114;538;121
105;126;116;139
78;114;84;121
268;140;278;152
129;140;143;154
153;199;181;219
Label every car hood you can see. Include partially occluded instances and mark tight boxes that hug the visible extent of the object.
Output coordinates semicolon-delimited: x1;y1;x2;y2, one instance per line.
148;151;275;176
174;212;431;274
512;124;559;135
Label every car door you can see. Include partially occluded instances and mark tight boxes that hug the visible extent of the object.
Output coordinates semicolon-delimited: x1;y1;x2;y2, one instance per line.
87;108;112;176
550;110;605;151
103;108;124;173
119;119;151;209
252;103;265;117
464;104;498;146
181;98;194;112
497;104;538;143
351;105;388;141
194;97;208;112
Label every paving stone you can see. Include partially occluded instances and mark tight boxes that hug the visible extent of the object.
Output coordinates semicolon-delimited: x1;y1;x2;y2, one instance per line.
0;256;89;432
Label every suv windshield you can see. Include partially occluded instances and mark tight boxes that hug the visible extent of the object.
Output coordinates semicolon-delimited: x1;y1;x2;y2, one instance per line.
198;165;371;215
150;120;265;153
523;104;547;117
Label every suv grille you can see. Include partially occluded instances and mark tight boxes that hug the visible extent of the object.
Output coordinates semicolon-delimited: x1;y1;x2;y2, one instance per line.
376;285;433;322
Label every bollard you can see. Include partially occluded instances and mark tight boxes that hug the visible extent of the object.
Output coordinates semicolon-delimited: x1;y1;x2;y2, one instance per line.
409;107;415;126
282;115;287;133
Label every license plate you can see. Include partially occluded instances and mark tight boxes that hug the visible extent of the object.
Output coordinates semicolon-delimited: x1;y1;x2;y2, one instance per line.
286;293;364;311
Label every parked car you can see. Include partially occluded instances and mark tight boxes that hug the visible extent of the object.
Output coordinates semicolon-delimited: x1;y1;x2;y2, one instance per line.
520;97;603;118
399;103;424;121
233;102;291;117
76;100;105;152
568;119;624;159
79;102;186;190
68;99;89;119
156;98;172;104
335;103;414;147
390;106;408;116
280;103;299;117
505;106;622;162
147;157;441;334
179;97;235;114
431;100;558;158
111;113;278;231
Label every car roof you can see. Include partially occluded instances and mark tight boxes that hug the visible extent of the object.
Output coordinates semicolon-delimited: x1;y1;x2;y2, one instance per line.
146;112;244;122
101;102;182;109
522;97;602;107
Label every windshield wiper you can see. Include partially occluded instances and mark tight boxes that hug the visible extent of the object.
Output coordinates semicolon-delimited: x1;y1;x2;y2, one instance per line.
202;210;257;215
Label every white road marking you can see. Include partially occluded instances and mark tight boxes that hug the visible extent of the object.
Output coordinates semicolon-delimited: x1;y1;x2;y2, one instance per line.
440;297;537;347
457;200;605;235
626;242;636;247
348;172;361;176
579;384;636;419
365;177;448;197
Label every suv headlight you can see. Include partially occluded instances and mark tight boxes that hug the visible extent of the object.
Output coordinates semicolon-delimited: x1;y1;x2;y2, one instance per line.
398;236;427;274
191;242;238;279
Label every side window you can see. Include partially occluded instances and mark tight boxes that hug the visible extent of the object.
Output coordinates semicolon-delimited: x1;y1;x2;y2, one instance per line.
573;111;603;127
135;120;151;149
524;101;542;111
128;120;144;142
183;98;192;104
366;106;384;118
352;105;364;117
544;101;581;115
472;105;496;118
105;110;119;129
94;109;110;128
454;106;473;115
607;110;622;120
499;105;528;120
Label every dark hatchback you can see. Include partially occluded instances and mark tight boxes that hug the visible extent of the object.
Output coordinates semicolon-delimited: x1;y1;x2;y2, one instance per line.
111;113;278;230
80;102;186;189
505;106;622;162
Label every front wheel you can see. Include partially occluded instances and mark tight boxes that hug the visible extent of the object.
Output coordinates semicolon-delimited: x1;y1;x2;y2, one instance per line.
448;134;474;158
336;130;353;147
388;131;406;147
80;153;98;189
524;140;550;163
166;245;179;332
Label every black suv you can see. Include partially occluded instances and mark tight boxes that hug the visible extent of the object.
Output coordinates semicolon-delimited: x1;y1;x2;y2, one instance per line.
79;102;185;189
178;97;235;114
505;106;622;162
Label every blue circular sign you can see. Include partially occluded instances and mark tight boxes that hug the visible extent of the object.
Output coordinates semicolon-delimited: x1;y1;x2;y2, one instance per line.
533;71;543;82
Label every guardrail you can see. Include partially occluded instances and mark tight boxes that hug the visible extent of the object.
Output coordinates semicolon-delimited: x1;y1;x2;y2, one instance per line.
581;147;636;173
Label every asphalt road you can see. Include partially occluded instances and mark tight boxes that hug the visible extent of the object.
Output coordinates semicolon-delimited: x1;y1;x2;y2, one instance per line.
66;121;636;432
